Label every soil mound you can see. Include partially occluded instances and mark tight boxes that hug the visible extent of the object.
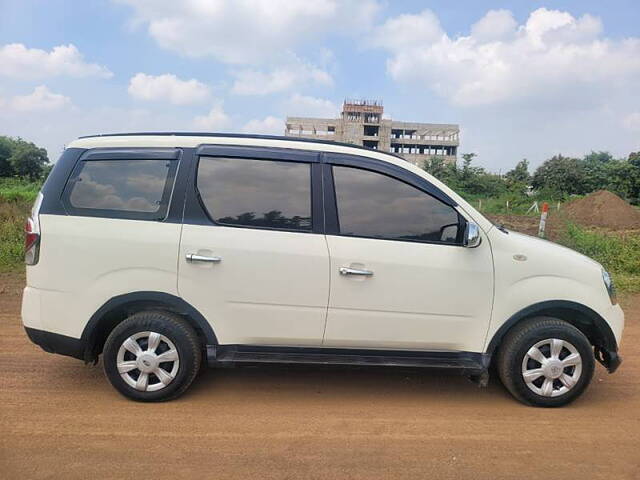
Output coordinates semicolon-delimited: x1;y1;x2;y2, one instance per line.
556;190;640;230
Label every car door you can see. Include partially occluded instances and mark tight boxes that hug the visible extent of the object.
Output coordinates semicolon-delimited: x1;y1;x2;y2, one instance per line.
322;154;494;353
178;146;329;347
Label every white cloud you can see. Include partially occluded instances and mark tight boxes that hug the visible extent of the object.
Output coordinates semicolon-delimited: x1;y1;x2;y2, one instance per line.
231;59;332;95
373;8;640;107
369;10;443;50
284;94;338;118
368;8;640;170
6;86;71;112
524;10;602;46
128;73;210;105
241;116;283;135
0;43;112;79
470;9;517;42
116;0;380;64
193;104;232;131
622;112;640;132
0;103;204;160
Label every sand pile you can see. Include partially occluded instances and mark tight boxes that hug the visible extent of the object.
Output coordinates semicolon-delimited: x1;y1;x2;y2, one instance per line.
556;190;640;230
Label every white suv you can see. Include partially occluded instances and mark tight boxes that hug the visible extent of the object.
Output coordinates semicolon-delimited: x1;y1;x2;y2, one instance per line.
22;133;624;406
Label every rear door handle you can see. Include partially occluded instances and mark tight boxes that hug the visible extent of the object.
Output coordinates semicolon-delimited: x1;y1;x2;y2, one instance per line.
186;253;222;263
339;267;373;276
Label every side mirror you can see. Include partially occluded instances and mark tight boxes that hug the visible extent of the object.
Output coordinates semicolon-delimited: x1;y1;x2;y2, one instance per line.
464;222;482;248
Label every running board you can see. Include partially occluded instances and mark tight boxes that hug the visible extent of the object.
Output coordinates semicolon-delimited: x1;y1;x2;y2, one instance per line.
207;345;489;374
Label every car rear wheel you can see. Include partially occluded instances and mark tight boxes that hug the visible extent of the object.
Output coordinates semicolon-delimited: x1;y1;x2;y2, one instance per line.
103;311;201;402
497;317;595;407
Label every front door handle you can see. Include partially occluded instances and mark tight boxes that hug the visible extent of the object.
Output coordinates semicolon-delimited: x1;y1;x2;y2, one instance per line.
339;266;373;276
186;253;222;263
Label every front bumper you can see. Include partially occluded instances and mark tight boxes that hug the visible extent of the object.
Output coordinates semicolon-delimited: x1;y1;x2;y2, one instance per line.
595;302;624;373
606;303;625;348
595;346;622;373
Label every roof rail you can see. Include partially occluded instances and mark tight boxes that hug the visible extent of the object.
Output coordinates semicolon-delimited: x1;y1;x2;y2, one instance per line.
77;132;407;161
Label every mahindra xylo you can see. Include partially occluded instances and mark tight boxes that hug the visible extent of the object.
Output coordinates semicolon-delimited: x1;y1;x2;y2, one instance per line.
22;133;623;406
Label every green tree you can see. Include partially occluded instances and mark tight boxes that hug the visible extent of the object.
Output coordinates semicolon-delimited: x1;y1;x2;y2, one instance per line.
0;136;16;177
460;153;477;182
532;155;587;195
505;159;531;185
9;140;49;180
425;152;508;197
583;151;613;164
424;150;640;205
423;156;447;179
581;151;614;193
625;153;640;203
41;163;54;180
422;156;460;188
0;136;49;180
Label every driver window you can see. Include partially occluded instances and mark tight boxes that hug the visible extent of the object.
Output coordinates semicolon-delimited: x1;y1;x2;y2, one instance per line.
332;165;461;244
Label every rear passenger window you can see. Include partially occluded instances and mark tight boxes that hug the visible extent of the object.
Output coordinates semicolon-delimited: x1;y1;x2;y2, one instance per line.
64;159;177;220
332;165;461;243
197;157;312;231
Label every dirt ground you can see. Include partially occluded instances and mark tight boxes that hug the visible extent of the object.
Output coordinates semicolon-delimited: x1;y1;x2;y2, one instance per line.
486;213;564;240
1;271;639;480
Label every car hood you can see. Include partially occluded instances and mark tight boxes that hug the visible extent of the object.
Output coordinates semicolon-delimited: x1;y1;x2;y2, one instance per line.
491;227;603;273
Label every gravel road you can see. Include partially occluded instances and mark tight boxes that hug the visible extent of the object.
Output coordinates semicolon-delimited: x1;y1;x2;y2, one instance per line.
1;272;638;479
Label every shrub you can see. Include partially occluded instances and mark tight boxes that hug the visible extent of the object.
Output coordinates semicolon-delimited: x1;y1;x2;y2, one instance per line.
0;199;30;270
0;178;41;203
559;223;640;293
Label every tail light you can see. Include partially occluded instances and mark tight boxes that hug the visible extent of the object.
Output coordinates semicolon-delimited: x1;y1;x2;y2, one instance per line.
25;217;40;265
25;192;43;266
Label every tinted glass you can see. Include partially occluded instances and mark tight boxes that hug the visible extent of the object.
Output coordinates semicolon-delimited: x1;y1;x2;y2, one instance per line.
198;157;312;231
68;159;174;214
333;166;460;243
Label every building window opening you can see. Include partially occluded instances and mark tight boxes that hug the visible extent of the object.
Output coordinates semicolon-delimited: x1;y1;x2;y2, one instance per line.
363;125;379;137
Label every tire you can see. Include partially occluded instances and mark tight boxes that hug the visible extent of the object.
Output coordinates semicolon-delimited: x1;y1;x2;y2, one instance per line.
496;317;595;407
103;311;201;402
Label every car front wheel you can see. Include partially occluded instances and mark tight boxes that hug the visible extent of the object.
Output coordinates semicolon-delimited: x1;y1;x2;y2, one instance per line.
497;317;595;407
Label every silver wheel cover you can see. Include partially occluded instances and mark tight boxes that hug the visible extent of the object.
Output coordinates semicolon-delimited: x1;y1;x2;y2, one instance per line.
521;338;582;397
116;331;180;392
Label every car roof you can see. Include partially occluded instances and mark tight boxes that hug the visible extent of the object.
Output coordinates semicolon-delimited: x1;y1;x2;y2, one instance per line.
70;131;407;162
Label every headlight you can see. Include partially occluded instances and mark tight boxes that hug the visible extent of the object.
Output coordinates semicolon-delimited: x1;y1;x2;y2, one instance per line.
602;270;617;305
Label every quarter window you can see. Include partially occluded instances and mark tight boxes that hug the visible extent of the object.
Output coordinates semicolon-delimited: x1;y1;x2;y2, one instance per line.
65;159;177;219
332;165;460;243
197;157;312;231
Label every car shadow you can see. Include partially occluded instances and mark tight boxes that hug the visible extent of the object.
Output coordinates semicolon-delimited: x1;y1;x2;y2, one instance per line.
184;362;514;405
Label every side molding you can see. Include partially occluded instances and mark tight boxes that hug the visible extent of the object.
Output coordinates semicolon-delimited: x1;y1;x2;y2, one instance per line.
209;344;491;376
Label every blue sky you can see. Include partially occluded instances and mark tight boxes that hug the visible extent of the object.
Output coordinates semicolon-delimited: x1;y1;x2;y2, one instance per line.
0;0;639;171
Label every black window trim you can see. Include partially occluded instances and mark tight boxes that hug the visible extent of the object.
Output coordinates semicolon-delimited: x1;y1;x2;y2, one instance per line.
194;145;323;234
322;155;466;247
55;145;464;239
323;152;457;207
60;148;181;221
80;148;181;161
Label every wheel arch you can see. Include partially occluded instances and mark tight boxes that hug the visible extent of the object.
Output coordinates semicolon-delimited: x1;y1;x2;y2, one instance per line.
80;291;217;363
486;300;618;364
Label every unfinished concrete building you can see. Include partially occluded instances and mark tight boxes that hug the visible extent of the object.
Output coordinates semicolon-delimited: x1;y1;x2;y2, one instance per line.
285;100;459;167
